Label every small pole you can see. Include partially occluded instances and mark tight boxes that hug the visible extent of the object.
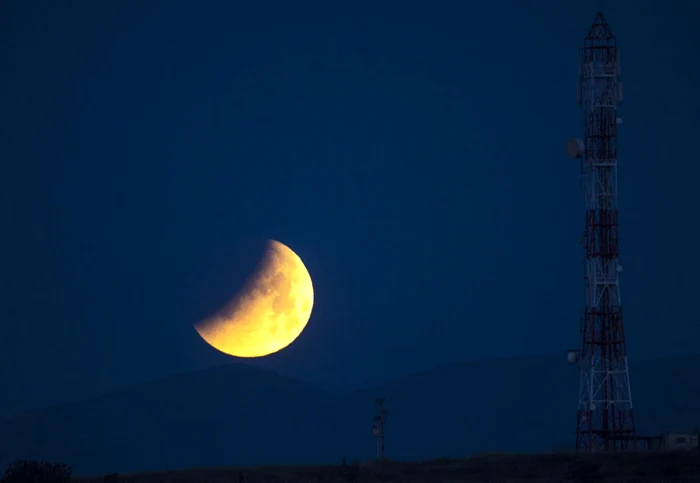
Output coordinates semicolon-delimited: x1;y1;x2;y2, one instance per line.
372;398;388;460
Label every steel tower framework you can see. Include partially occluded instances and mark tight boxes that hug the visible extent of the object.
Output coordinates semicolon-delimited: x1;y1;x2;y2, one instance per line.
573;12;636;451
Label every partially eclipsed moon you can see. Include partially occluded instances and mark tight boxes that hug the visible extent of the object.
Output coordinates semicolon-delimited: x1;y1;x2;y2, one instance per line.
194;240;314;358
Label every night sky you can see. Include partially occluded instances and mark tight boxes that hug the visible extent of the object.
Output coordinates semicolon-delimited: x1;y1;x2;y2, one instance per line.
1;0;698;419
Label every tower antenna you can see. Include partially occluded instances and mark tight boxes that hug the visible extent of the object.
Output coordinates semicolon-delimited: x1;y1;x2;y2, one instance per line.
371;398;388;460
566;11;637;452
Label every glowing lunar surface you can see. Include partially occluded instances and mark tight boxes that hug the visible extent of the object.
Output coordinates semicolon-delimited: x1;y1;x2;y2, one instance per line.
194;240;314;358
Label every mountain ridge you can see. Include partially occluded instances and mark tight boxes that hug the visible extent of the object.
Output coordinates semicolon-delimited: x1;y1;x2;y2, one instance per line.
1;353;698;475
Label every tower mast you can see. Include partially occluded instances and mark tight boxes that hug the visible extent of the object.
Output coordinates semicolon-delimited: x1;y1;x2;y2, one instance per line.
566;12;637;451
371;398;388;460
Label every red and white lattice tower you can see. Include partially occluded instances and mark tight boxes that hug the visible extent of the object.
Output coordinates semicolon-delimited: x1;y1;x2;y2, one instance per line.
565;12;637;452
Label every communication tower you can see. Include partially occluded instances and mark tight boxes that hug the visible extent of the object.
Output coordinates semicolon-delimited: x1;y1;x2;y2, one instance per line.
371;398;388;460
566;11;637;451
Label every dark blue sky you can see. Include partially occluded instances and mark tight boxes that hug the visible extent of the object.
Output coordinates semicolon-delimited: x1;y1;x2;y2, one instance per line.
1;0;698;418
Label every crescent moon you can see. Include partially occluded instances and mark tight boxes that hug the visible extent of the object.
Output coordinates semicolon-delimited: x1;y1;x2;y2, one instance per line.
194;240;314;358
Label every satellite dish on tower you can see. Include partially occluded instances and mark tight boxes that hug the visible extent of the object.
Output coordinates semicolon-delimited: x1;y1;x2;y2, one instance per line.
566;138;585;159
567;350;581;365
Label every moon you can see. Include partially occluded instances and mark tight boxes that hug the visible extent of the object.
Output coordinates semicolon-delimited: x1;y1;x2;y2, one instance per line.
194;240;314;358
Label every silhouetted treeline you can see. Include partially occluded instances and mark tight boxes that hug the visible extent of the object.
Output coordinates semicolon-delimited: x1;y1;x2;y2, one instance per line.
1;459;72;483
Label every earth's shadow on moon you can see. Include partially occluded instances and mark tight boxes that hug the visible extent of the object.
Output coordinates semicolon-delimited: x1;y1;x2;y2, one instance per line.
180;237;271;332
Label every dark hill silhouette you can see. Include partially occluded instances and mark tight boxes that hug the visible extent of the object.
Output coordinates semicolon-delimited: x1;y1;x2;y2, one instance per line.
0;363;336;475
1;354;699;476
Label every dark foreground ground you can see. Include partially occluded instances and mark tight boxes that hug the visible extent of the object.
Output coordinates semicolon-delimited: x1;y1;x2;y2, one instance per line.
73;451;700;483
